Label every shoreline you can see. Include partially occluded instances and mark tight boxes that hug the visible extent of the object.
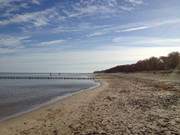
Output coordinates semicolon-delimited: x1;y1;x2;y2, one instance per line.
0;79;101;123
0;77;107;135
0;73;179;135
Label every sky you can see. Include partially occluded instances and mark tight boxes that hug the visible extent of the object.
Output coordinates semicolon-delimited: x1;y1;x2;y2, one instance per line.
0;0;180;73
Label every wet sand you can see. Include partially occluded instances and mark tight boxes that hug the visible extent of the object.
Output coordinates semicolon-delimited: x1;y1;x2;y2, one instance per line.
0;73;180;135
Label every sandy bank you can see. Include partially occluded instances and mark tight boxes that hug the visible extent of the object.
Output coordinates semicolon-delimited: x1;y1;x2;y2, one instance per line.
0;73;180;135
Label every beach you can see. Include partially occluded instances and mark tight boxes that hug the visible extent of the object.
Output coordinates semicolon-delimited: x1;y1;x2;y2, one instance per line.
0;76;97;122
0;72;180;135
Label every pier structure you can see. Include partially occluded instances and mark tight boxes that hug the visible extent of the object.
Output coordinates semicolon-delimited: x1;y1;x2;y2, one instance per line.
0;73;95;80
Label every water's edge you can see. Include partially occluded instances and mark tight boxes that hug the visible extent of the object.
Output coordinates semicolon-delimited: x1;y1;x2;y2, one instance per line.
0;80;101;123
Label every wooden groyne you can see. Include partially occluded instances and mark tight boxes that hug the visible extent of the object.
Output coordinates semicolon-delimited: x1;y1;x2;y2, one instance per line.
0;76;95;80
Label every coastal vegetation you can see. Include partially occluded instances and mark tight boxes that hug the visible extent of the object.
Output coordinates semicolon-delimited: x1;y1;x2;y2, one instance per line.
95;52;180;73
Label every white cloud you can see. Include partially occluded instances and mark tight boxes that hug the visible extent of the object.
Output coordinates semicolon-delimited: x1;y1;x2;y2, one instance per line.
136;38;180;46
51;26;80;33
87;31;107;37
0;8;59;27
120;26;149;32
31;0;40;5
38;39;65;46
63;0;144;18
0;35;30;54
126;0;144;5
0;35;29;48
117;19;180;32
64;5;114;18
0;0;41;17
84;18;180;38
0;0;144;28
112;36;180;47
51;23;111;34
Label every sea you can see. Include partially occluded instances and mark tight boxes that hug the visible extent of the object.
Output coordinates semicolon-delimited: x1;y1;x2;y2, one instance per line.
0;73;98;121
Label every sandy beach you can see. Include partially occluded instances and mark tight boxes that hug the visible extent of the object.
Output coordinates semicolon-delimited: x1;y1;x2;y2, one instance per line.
0;72;180;135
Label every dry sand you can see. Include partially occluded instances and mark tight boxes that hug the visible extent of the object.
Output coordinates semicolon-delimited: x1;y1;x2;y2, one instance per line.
0;73;180;135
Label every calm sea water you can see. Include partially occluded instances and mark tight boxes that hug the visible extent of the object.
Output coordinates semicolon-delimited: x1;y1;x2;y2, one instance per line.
0;73;97;121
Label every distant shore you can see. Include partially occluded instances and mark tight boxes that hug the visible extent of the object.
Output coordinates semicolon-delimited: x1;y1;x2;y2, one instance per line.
0;72;180;135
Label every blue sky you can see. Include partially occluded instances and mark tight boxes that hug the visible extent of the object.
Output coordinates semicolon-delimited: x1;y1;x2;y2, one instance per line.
0;0;180;72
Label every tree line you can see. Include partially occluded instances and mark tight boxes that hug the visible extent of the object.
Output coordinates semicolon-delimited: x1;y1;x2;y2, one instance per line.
95;52;180;73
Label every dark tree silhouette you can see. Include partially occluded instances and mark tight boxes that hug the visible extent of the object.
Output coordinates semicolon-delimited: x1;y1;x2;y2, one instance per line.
95;52;180;73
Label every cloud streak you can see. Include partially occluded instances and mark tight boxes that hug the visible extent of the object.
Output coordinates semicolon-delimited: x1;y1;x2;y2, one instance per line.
0;8;60;27
0;0;41;17
38;39;65;47
63;0;144;18
0;35;31;54
112;36;180;47
87;18;180;37
87;31;107;37
0;0;144;29
0;35;30;49
118;19;180;32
